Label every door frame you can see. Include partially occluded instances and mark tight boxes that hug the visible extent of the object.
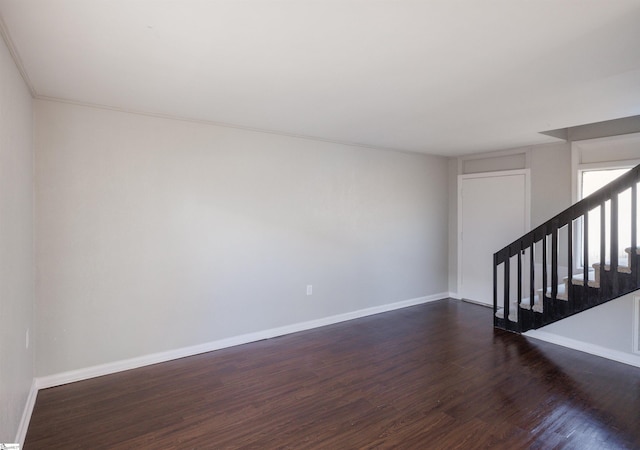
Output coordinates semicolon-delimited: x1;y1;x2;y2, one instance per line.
457;169;531;302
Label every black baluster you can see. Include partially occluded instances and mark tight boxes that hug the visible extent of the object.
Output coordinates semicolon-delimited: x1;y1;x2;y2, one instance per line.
504;257;510;329
493;254;498;318
517;248;522;327
567;222;573;312
632;181;637;274
583;211;589;287
542;235;547;299
611;193;619;293
601;201;606;293
552;223;558;301
530;243;535;311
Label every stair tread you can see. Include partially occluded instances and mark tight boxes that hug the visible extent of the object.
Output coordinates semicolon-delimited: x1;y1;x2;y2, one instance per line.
496;294;544;321
566;270;600;287
595;262;632;274
539;283;568;300
563;270;594;280
519;295;541;311
495;307;517;322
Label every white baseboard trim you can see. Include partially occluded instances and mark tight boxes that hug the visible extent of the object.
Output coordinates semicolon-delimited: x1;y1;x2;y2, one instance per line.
448;292;460;299
524;330;640;369
460;298;492;308
36;292;448;390
15;378;38;446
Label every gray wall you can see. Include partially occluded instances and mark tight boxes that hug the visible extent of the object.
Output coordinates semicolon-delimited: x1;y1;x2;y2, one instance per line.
0;36;35;441
35;99;449;377
530;290;640;366
541;291;638;352
529;142;572;228
448;142;572;295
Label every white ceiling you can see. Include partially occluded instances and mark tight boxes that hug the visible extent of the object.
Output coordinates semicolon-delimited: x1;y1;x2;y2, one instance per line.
1;0;640;156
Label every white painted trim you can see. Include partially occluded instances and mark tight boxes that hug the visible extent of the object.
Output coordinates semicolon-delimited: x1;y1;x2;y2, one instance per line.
524;146;532;172
457;146;530;162
524;330;640;369
575;160;639;203
577;159;640;172
571;132;640;204
448;291;460;299
457;177;463;300
461;298;493;308
458;168;531;181
571;142;579;204
35;293;448;389
15;378;38;446
458;142;565;164
457;169;531;302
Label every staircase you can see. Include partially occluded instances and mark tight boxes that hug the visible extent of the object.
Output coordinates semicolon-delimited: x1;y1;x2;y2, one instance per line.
494;164;640;333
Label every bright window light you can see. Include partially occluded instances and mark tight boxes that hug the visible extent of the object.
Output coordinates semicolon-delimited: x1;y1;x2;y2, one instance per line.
581;168;631;267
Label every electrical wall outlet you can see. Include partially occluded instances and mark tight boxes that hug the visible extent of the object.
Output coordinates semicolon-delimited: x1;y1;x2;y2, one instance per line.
306;285;313;295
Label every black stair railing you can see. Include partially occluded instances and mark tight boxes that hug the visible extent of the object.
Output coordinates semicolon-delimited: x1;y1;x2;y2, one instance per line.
494;163;640;333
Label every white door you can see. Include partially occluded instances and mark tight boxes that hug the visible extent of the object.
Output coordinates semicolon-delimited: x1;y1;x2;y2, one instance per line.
459;170;529;305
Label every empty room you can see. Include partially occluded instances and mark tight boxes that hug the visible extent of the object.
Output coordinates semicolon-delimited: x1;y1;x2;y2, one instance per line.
1;1;640;448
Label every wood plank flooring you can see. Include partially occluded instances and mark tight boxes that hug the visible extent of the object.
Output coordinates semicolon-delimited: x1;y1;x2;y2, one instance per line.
25;299;640;449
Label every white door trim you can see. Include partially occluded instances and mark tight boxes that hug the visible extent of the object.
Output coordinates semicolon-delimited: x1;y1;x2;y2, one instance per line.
457;169;531;302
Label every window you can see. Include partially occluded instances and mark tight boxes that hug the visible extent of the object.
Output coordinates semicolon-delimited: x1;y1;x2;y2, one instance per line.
571;133;640;270
579;167;632;268
581;168;631;197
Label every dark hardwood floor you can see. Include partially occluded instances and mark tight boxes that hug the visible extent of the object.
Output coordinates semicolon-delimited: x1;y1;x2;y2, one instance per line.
25;299;640;449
